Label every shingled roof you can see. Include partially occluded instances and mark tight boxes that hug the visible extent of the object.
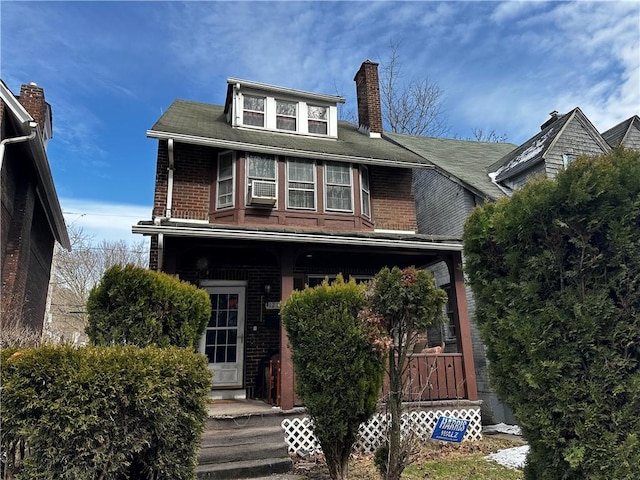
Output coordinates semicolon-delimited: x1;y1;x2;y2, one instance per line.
386;133;517;199
148;100;431;168
602;115;640;148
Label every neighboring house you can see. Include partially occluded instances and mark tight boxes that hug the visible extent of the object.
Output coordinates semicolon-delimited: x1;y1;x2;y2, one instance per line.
489;108;612;194
602;114;640;150
385;134;518;424
389;107;639;424
0;80;70;336
134;61;479;412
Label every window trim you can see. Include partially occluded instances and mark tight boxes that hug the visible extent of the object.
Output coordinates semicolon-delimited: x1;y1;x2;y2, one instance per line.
245;153;277;207
216;151;235;210
242;94;266;128
276;99;298;132
360;165;371;218
307;104;328;135
324;162;353;213
286;158;316;211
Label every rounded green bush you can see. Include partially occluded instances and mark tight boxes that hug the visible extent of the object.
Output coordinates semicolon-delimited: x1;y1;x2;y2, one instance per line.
281;275;386;480
86;264;210;348
463;148;640;479
1;344;211;479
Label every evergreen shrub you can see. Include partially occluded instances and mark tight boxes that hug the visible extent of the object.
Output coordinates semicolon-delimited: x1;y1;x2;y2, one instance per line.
463;149;640;479
281;276;386;480
0;344;211;480
86;264;210;348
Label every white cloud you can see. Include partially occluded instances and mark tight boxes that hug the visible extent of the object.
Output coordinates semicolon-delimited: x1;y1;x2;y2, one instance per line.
61;198;151;245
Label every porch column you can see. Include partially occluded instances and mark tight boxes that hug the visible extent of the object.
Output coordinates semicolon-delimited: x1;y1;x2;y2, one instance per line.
448;252;478;401
279;248;295;410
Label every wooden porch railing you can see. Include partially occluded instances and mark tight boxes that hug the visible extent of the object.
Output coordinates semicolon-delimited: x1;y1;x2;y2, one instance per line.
270;352;467;407
381;353;467;402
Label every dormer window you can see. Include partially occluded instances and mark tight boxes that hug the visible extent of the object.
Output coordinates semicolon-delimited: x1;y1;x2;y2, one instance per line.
308;106;328;135
228;78;344;138
276;100;297;131
243;96;265;127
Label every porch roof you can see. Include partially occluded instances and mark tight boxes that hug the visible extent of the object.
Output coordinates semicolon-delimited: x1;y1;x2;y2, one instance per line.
133;220;463;252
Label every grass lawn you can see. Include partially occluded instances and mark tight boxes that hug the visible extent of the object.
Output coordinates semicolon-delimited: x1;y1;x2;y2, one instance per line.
291;436;525;479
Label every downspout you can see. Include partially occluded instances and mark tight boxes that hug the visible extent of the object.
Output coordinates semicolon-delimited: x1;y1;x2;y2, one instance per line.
0;121;38;171
157;233;164;272
166;138;175;218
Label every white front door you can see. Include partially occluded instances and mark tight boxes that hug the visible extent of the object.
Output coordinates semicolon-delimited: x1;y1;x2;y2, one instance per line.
200;285;245;389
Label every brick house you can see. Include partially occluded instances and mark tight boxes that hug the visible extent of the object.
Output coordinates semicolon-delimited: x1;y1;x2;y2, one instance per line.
134;61;479;411
1;80;70;335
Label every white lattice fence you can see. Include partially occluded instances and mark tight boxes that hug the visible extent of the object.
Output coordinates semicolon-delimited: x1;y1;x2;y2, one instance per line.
282;407;482;455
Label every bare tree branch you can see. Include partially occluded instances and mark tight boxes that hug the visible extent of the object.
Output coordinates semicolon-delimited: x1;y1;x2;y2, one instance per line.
44;225;149;345
380;40;449;137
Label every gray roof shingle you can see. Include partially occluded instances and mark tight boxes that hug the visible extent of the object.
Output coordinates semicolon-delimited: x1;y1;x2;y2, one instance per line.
149;100;432;167
602;115;640;148
385;133;517;199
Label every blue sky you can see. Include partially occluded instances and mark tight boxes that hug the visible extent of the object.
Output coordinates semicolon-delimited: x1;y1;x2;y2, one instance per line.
2;1;639;244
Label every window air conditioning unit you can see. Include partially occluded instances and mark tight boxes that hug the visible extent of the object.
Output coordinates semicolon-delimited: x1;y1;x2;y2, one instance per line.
249;180;277;205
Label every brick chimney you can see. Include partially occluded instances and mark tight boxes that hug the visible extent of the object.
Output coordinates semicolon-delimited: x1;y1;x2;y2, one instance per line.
19;83;49;130
540;110;560;131
19;83;52;144
354;60;383;137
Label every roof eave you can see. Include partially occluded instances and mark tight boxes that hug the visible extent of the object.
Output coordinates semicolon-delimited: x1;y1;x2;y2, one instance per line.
146;129;433;169
227;77;346;104
132;223;463;252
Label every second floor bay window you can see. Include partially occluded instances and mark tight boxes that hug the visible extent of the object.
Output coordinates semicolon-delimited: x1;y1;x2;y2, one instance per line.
247;154;277;205
287;159;315;210
325;162;352;212
360;165;371;218
217;151;234;209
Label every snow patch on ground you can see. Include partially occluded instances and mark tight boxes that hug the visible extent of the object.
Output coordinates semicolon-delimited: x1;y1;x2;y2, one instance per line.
483;423;522;436
486;445;530;470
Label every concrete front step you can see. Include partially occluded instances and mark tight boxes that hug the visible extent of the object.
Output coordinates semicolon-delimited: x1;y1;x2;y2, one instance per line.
198;401;301;479
196;457;293;480
199;439;289;464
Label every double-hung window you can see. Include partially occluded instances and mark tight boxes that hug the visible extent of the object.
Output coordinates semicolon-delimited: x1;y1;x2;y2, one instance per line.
308;105;328;134
325;162;352;212
217;151;234;209
287;159;315;210
360;165;371;217
246;154;276;204
243;95;265;127
276;100;297;131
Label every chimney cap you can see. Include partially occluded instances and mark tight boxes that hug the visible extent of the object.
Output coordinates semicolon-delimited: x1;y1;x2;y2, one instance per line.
540;110;561;130
28;82;38;86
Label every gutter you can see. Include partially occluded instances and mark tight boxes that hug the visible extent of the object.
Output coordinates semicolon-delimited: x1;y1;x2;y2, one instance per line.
0;121;38;171
146;130;435;170
132;223;463;252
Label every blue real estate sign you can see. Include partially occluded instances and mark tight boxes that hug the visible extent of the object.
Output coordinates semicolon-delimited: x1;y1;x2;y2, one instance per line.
430;416;470;443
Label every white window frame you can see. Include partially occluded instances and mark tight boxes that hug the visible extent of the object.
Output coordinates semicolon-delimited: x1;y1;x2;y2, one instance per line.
307;105;328;135
286;158;316;211
246;154;277;206
324;162;353;213
242;95;265;128
216;151;235;209
360;165;371;218
276;99;298;132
